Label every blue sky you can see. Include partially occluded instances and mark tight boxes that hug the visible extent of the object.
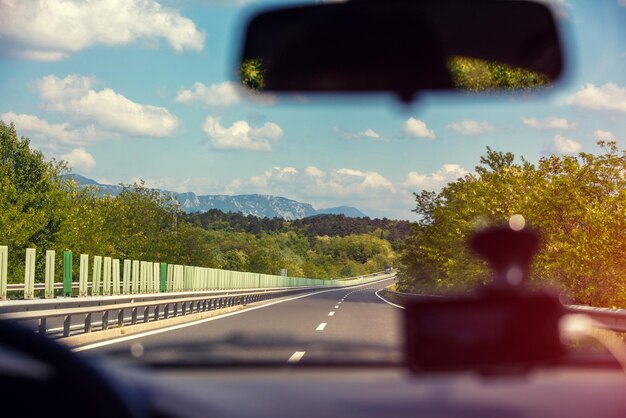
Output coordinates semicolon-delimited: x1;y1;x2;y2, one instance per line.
0;0;625;220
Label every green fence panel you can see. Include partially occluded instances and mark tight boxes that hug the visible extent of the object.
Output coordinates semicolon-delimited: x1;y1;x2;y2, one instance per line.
160;263;167;293
62;251;73;297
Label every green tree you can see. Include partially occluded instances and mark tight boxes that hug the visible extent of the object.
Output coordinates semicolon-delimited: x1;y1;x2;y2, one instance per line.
399;141;626;307
0;122;68;281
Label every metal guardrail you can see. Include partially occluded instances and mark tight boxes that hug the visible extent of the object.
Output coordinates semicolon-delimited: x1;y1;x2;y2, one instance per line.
0;287;308;338
381;288;626;333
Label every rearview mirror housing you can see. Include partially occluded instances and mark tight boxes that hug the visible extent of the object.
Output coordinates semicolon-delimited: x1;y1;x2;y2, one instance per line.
239;0;564;102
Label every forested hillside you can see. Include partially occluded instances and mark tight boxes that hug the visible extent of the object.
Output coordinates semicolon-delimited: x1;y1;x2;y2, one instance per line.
0;121;396;282
184;211;410;249
398;141;626;307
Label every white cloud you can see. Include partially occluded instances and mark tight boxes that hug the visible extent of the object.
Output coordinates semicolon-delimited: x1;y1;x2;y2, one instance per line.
566;83;626;113
0;112;81;146
405;118;435;139
176;81;241;107
335;168;395;191
60;147;96;171
333;127;382;140
593;129;617;140
305;166;325;178
552;134;582;155
36;74;179;136
403;164;468;190
521;116;576;130
446;119;495;135
358;128;381;139
176;81;277;107
230;165;394;199
202;116;283;151
0;0;205;61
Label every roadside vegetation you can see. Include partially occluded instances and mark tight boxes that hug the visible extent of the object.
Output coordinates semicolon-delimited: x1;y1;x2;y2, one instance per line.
398;140;626;307
0;121;398;283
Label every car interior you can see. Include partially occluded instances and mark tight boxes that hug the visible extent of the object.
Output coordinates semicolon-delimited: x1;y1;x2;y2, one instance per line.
2;1;626;417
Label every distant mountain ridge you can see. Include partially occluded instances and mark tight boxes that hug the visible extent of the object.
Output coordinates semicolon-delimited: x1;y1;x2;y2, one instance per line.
65;174;367;220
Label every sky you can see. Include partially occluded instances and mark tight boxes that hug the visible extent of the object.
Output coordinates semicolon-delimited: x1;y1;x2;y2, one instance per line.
0;0;625;220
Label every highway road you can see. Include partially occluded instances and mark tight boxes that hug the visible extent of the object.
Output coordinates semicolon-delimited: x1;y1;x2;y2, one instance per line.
77;278;402;364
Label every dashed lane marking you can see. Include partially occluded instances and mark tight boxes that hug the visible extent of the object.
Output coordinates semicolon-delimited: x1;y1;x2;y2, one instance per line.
288;351;306;363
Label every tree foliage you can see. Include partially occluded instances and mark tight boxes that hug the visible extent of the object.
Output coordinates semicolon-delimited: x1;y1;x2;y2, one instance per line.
399;141;626;307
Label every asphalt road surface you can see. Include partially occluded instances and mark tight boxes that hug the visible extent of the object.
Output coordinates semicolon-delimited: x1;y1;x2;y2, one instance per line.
78;278;402;364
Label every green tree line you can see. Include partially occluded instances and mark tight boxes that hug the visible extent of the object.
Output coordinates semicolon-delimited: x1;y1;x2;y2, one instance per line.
398;140;626;307
184;210;410;250
0;121;396;283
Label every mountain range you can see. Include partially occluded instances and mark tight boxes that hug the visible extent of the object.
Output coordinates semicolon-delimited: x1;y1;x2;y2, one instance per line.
66;174;367;220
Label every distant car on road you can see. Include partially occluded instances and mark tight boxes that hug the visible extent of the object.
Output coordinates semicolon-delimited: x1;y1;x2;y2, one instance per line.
384;266;393;274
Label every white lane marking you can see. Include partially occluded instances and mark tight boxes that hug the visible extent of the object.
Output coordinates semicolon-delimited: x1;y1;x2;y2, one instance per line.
338;301;342;304
328;311;335;316
374;289;405;309
288;351;306;363
316;322;327;331
334;305;339;309
74;277;395;351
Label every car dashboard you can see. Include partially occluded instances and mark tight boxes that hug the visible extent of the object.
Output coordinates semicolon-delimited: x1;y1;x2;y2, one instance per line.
107;361;626;418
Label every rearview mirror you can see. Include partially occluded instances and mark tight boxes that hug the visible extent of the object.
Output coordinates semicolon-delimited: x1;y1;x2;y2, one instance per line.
238;0;564;102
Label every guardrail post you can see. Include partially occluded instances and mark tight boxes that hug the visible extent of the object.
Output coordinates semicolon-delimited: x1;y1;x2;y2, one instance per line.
92;256;102;296
103;257;111;296
63;251;73;297
79;254;89;297
160;263;167;292
84;313;92;333
63;316;71;337
0;246;7;300
112;259;120;295
44;250;55;299
102;310;109;330
24;248;35;300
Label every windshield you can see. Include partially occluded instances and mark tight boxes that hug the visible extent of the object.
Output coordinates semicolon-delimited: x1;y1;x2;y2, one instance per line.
0;0;625;367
